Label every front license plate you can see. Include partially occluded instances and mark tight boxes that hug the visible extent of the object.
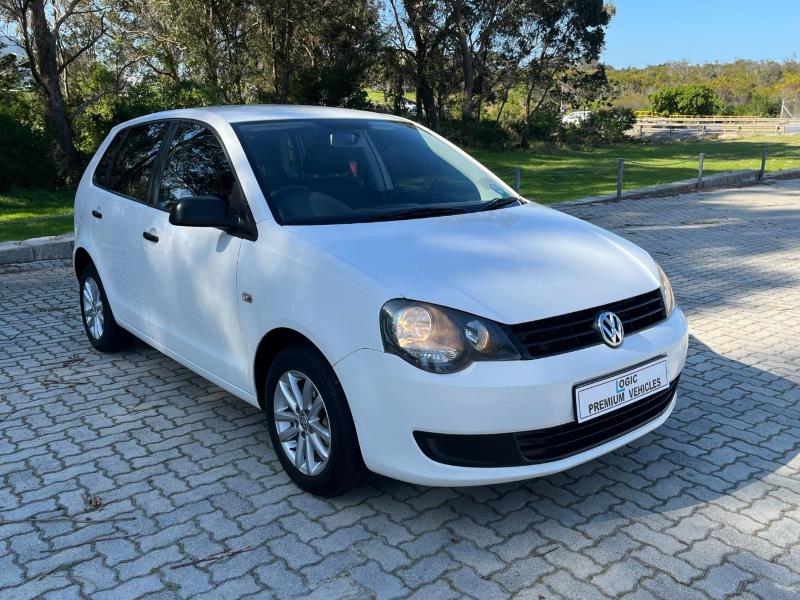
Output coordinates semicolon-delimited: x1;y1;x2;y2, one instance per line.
575;357;669;423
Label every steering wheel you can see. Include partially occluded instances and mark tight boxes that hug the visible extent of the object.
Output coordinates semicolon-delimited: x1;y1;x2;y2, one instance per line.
271;184;313;205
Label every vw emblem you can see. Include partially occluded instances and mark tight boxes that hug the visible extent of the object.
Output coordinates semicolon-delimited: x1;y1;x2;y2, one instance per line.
595;311;624;348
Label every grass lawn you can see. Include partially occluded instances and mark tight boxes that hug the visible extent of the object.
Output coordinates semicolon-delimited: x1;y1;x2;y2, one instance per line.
0;188;75;243
472;136;800;203
3;136;800;242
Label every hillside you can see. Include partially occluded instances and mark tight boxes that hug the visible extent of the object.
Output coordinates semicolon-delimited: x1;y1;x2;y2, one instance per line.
608;60;800;116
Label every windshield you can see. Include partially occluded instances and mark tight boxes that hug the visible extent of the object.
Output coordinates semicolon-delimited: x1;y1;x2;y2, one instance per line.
234;119;518;225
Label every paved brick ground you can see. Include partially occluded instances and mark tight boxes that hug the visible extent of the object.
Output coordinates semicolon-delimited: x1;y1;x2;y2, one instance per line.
1;179;800;599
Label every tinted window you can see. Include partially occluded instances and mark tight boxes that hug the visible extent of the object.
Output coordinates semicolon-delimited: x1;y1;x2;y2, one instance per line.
106;122;168;202
235;119;515;225
158;123;237;213
93;132;125;186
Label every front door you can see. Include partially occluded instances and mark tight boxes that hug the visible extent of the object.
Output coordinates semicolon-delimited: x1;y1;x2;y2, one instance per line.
141;121;251;392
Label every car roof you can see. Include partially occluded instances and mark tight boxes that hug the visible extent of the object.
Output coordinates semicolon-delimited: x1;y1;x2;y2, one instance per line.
115;105;411;129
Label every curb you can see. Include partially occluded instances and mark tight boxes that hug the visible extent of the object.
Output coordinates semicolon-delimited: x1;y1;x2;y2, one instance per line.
0;233;74;266
555;167;800;207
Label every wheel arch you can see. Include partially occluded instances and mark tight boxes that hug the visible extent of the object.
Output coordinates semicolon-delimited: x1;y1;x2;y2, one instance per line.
253;328;332;411
73;246;94;279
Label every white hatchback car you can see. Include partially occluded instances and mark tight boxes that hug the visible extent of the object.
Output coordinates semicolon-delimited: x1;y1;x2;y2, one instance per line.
562;110;593;125
74;106;688;496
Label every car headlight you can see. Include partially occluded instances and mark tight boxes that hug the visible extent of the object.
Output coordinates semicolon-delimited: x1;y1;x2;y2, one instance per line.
658;265;676;317
380;299;521;373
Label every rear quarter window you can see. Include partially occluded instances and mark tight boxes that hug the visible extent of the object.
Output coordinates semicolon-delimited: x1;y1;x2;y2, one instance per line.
92;132;125;187
104;122;168;202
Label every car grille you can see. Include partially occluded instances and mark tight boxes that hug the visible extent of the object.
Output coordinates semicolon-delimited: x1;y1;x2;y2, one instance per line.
508;289;666;359
413;378;679;468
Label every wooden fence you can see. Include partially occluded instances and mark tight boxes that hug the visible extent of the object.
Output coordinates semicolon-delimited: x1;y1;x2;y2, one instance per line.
634;116;800;136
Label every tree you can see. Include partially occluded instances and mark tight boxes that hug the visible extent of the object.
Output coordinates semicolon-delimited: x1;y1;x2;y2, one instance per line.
387;0;455;128
676;84;721;115
385;0;613;134
446;0;525;121
272;0;381;107
1;0;108;181
0;0;623;169
110;0;382;107
0;43;19;89
649;85;680;115
517;0;612;143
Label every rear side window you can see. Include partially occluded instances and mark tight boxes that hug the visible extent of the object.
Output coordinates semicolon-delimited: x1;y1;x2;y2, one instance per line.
157;122;238;213
93;132;125;186
106;122;168;202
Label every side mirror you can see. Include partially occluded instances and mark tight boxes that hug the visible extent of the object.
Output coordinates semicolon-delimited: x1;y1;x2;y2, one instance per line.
169;196;238;228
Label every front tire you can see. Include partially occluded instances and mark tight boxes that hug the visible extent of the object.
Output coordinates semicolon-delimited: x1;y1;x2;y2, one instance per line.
265;344;366;496
78;264;132;352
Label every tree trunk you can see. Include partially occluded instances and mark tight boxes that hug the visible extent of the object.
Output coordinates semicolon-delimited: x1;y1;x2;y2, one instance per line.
417;80;438;130
454;16;475;120
273;0;294;102
29;0;79;181
521;85;534;146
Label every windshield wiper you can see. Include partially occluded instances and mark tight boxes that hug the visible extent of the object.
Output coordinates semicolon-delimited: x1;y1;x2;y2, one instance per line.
470;196;523;212
363;206;469;222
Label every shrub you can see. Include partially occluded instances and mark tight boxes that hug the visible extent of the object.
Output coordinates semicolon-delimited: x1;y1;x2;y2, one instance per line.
650;84;721;116
0;113;62;192
509;110;563;148
562;108;636;145
440;117;514;150
736;92;781;117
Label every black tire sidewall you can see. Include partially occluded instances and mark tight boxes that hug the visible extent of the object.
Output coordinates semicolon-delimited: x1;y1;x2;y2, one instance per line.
265;344;364;496
78;264;130;352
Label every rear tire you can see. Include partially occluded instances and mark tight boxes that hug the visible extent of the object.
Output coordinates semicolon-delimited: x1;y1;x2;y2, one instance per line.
78;264;132;352
265;344;366;496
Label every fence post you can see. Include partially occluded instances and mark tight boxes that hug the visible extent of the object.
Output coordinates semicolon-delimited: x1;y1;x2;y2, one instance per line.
697;153;705;189
759;148;767;181
513;167;521;193
616;158;624;199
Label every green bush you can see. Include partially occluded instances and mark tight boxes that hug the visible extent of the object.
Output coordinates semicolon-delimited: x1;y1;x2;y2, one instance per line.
509;110;563;147
733;92;782;117
566;108;636;145
650;84;722;116
0;113;62;192
439;117;514;150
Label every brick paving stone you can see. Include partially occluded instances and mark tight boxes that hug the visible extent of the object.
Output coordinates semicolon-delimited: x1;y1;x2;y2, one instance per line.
694;563;754;598
1;179;800;598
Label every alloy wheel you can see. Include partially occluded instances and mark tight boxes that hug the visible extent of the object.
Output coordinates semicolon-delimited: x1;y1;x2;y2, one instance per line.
273;370;332;476
82;277;105;340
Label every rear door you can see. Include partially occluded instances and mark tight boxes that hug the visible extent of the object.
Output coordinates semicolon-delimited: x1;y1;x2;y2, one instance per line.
140;121;251;390
90;121;169;332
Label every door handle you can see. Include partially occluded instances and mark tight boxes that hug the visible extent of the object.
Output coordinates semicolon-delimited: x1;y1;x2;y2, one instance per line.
91;209;103;219
143;231;159;243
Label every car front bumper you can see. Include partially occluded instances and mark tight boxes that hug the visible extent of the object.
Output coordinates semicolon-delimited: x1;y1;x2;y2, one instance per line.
334;308;689;486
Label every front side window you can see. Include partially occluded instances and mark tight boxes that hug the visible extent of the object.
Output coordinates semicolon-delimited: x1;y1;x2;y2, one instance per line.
157;122;238;214
234;119;517;225
106;122;168;202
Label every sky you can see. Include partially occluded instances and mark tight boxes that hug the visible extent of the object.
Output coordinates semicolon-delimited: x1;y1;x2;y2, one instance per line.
602;0;800;68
